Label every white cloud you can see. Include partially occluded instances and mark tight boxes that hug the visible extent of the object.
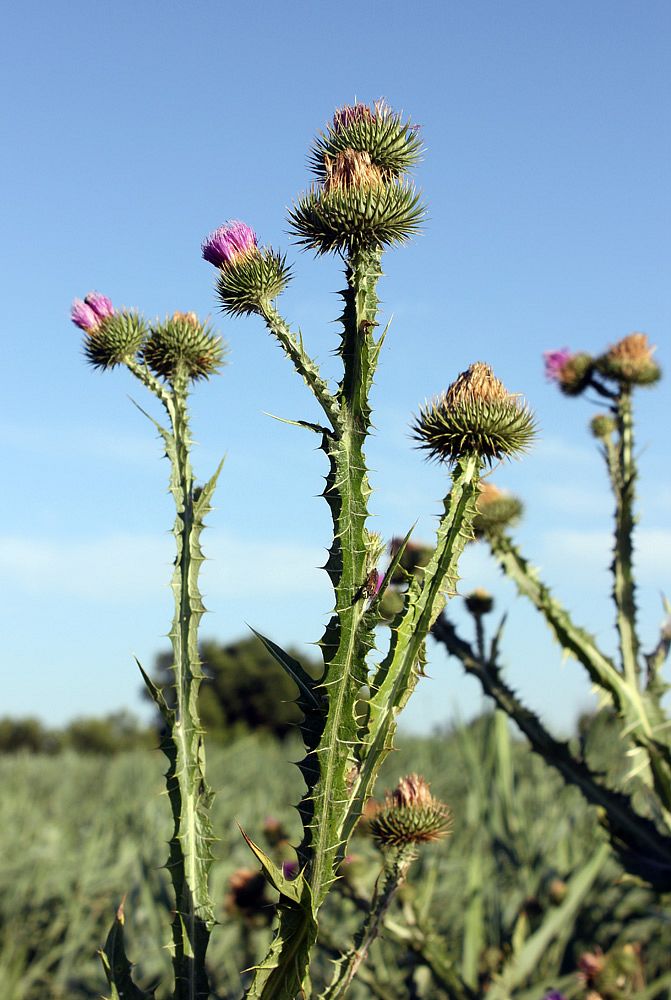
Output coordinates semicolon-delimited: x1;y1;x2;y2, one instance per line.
0;532;328;603
540;528;671;584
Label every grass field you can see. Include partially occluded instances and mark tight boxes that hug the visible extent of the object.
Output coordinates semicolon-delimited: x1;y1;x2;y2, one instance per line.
5;720;669;999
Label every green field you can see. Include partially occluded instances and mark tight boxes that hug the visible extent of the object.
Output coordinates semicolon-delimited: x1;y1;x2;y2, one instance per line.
5;719;669;999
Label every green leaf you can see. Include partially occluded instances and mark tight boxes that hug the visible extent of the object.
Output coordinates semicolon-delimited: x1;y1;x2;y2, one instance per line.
99;900;155;1000
248;627;321;710
238;826;306;904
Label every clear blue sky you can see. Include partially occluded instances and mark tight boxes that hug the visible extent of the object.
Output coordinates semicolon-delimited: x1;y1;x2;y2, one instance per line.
2;0;669;733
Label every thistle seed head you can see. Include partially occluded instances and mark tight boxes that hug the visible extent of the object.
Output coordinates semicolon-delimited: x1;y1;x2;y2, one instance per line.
83;311;147;371
412;362;536;465
472;482;524;537
323;148;384;193
596;332;661;386
369;774;452;848
142;313;226;381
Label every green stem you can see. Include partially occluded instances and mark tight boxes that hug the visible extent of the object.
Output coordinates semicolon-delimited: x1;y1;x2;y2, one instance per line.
151;370;216;1000
321;848;416;1000
612;388;641;687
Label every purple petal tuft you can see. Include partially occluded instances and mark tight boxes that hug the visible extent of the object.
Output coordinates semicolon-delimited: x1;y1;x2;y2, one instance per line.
85;291;115;321
543;348;572;383
71;298;99;332
201;220;258;268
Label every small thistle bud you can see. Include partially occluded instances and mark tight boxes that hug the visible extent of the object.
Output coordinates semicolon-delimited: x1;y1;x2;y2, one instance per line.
589;413;616;439
544;348;593;396
464;588;494;616
547;877;568;904
412;362;536;466
142;313;226;381
369;774;451;848
378;588;405;620
201;220;258;268
83;311;147;371
472;482;524;537
595;332;661;386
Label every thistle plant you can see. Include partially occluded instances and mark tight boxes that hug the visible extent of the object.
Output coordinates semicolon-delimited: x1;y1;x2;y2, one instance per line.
201;100;536;997
432;332;671;891
71;294;225;999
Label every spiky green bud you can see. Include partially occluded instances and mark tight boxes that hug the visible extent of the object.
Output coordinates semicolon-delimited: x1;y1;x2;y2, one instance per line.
142;312;226;381
595;332;661;387
83;311;147;370
590;413;616;439
310;101;422;182
215;248;291;316
412;362;536;465
472;482;524;537
464;588;494;616
369;774;452;848
289;178;424;256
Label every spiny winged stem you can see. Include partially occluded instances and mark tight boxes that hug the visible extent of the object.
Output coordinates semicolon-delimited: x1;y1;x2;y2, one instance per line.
128;360;217;1000
611;387;641;688
321;846;416;1000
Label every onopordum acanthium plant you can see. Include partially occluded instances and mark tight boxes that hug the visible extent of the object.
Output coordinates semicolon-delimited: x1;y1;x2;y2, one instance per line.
71;296;226;999
201;100;536;998
427;333;671;892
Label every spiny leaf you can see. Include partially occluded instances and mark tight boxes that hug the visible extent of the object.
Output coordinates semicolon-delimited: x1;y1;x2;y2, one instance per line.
248;627;322;710
99;899;155;1000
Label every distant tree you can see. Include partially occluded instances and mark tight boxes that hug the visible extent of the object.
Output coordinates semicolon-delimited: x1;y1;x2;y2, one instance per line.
0;717;61;754
149;636;321;742
64;710;155;754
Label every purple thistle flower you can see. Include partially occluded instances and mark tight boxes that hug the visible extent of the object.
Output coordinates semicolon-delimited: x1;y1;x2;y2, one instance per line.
201;220;258;268
281;860;299;880
542;992;566;1000
71;298;100;332
84;291;115;321
332;103;374;131
543;347;572;383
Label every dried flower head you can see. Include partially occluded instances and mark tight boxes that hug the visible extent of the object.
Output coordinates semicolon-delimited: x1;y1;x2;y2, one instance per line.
596;332;661;386
413;362;536;465
324;148;383;193
369;774;452;848
472;482;524;537
202;220;259;268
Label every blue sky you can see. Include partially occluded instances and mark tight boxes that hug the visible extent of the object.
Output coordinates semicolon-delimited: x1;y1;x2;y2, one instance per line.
2;0;669;733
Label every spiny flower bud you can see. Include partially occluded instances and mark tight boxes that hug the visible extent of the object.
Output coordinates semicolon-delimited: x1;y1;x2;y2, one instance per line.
82;311;147;371
142;313;225;381
595;332;661;386
472;482;524;537
544;348;593;396
464;588;494;616
590;413;616;439
289;179;424;256
412;363;536;466
388;537;433;582
369;774;451;848
311;100;422;182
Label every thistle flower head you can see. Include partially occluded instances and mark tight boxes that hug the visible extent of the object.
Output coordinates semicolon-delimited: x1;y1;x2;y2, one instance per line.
472;482;524;537
543;993;567;1000
142;312;226;381
596;332;661;386
214;246;292;316
464;588;494;616
543;348;572;383
388;537;433;583
311;100;422;182
71;291;116;333
369;774;452;848
202;220;258;268
224;868;273;925
323;148;383;193
413;362;536;466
